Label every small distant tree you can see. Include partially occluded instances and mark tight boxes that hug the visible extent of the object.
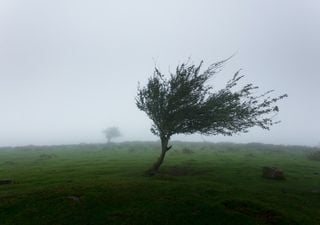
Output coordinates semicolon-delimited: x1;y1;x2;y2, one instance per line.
136;59;287;174
103;126;121;143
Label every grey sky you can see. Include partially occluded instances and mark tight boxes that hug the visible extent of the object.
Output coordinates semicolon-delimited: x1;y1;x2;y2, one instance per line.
0;0;319;147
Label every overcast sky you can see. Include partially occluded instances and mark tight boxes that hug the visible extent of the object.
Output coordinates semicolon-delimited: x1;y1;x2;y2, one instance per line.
0;0;319;147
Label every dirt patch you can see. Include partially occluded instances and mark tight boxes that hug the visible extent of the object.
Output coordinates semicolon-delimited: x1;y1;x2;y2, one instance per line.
39;154;57;160
159;165;208;176
2;161;16;165
311;189;320;193
223;200;297;225
262;167;285;180
0;179;13;185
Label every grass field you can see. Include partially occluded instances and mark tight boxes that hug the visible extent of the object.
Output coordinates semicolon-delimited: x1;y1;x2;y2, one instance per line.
0;142;319;225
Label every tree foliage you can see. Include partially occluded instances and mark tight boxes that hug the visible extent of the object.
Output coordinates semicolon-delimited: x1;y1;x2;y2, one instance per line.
103;126;121;143
136;59;287;173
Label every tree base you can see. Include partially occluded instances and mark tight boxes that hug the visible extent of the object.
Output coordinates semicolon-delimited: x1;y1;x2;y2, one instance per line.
144;168;158;176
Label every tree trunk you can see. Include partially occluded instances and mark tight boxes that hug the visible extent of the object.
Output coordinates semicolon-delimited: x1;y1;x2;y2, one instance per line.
146;136;172;175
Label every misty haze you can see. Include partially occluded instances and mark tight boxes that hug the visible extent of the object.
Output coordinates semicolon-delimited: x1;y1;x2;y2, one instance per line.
1;1;320;225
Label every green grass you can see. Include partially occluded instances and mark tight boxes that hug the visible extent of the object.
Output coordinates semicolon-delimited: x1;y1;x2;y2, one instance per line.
0;142;319;225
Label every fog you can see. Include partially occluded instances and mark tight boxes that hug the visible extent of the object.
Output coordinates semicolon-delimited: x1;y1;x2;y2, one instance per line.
0;0;319;147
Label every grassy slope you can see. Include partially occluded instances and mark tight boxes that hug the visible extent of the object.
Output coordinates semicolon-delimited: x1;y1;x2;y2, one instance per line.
0;142;319;225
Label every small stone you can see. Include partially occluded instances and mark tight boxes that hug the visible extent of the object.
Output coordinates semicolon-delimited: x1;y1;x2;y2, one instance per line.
66;196;80;202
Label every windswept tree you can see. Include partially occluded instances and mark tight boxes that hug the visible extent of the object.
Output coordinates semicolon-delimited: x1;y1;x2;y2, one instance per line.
136;59;287;174
103;126;121;143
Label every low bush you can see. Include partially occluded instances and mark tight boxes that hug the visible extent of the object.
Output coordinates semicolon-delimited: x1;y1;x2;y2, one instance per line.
307;151;320;161
182;148;194;154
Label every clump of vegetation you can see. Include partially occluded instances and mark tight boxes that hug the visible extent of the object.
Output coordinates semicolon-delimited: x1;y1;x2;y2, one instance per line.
39;154;57;160
128;148;136;153
182;148;194;154
245;153;256;158
307;151;320;161
2;161;16;165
